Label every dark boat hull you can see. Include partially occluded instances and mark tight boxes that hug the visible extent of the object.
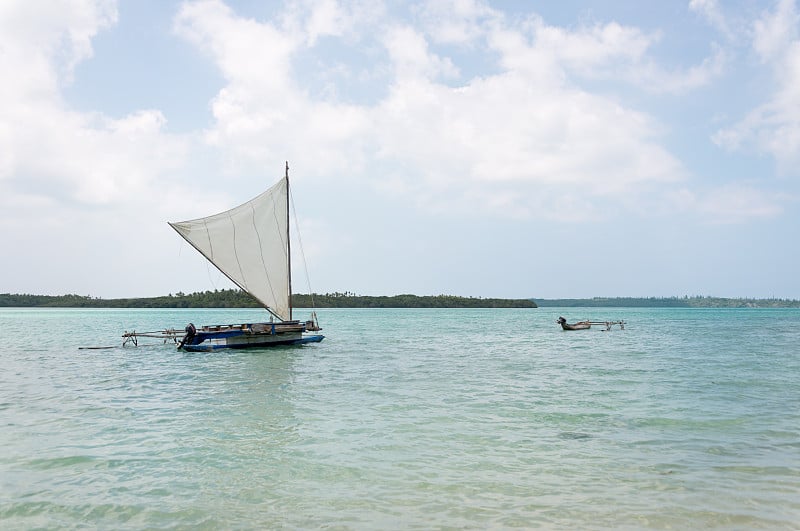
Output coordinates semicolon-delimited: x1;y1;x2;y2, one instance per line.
180;321;324;351
556;317;591;330
182;333;324;351
559;322;591;330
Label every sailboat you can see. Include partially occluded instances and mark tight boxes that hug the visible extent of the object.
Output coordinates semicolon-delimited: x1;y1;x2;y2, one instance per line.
165;162;323;351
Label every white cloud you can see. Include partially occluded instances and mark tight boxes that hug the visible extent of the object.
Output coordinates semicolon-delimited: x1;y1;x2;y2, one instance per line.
0;0;189;207
417;0;498;45
488;14;726;94
5;104;187;204
174;0;371;175
714;0;800;176
668;184;787;224
689;0;732;38
0;0;117;96
753;0;799;60
301;0;350;44
174;1;299;96
171;0;694;222
383;25;460;81
373;71;684;219
0;0;777;231
530;17;655;71
629;42;727;93
0;0;202;298
301;0;385;46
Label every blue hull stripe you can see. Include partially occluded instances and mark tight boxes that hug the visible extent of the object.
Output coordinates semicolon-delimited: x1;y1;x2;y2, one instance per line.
182;334;324;352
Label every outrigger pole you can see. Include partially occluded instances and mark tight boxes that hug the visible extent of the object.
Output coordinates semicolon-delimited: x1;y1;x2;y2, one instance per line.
587;320;626;330
121;328;183;347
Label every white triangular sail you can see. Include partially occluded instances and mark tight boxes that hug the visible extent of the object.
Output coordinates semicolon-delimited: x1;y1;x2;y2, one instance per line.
169;177;291;321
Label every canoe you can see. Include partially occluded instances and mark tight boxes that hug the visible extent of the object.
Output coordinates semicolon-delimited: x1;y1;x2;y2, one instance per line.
557;316;591;330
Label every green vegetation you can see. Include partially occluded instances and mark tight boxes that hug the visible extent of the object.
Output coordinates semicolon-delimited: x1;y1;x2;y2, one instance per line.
534;296;800;308
0;291;262;308
0;290;536;309
4;292;798;309
294;292;537;308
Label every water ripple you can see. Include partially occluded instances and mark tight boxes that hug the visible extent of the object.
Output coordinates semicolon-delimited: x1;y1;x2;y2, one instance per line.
1;307;798;529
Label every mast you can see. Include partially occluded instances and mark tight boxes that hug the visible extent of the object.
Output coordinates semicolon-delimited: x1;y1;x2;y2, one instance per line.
286;161;292;321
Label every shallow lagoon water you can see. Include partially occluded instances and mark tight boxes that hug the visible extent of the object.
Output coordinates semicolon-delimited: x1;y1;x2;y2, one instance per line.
1;307;798;529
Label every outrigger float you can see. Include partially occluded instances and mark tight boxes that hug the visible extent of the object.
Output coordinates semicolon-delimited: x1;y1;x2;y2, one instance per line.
557;316;625;331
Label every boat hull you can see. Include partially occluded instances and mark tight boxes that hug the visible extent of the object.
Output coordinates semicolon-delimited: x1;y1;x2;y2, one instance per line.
559;323;591;330
180;321;324;351
181;333;324;351
556;316;592;331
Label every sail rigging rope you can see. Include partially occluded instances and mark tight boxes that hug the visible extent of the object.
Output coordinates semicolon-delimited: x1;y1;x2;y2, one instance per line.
228;212;248;293
201;217;221;290
290;187;316;311
253;198;279;316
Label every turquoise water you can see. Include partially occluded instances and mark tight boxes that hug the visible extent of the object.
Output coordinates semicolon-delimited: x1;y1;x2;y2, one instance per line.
1;307;798;529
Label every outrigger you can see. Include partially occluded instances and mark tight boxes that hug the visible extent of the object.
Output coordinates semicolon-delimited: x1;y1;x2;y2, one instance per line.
557;316;625;331
122;329;182;347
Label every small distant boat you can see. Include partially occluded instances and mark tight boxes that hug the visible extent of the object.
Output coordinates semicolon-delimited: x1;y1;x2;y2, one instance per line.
557;316;625;331
122;162;323;351
557;316;592;330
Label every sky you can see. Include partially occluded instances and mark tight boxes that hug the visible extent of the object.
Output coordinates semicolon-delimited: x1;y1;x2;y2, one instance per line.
1;0;799;300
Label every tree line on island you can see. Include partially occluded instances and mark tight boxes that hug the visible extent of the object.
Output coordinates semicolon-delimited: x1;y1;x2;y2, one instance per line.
0;290;537;308
2;291;798;308
533;296;800;308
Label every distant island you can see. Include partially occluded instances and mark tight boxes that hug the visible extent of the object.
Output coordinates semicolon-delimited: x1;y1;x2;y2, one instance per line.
534;296;800;308
0;291;537;309
2;292;798;309
296;293;537;308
